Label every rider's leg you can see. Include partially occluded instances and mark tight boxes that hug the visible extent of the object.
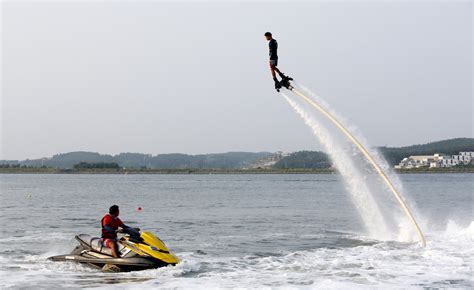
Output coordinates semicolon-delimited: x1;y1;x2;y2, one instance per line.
277;69;292;80
110;241;120;258
270;64;278;80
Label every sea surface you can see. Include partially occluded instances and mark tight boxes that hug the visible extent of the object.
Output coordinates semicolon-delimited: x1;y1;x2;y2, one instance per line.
0;173;472;289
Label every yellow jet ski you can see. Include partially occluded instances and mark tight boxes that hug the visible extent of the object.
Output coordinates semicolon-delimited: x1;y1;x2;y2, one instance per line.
49;228;179;272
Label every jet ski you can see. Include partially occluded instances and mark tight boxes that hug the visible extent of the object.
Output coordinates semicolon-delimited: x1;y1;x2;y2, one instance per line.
49;227;179;272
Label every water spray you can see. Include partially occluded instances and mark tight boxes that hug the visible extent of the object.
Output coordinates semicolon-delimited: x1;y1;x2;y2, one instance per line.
285;87;426;247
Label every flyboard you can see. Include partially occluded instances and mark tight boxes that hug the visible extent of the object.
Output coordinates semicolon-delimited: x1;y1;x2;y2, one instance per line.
277;78;426;247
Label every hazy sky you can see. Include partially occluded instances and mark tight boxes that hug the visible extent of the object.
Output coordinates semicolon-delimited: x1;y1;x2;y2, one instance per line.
1;1;472;160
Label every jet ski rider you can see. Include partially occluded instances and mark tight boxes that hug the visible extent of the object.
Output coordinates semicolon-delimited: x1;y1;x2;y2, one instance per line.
101;205;134;258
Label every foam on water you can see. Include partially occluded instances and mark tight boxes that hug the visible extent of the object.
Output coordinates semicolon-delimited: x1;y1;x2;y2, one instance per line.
1;220;471;288
89;220;474;288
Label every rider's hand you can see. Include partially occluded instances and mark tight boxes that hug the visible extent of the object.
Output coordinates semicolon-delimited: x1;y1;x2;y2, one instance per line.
116;228;124;233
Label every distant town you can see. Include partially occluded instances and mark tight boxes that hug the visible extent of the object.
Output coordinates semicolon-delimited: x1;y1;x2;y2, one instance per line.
394;152;474;169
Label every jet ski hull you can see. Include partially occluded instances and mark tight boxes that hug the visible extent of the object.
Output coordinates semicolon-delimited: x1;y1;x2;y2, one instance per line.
49;254;164;271
49;244;169;272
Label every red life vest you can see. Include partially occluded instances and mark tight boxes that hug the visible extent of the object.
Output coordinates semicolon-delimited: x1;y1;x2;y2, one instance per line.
101;214;124;239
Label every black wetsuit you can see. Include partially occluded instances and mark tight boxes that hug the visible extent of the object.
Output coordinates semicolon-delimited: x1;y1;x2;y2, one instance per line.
269;39;278;61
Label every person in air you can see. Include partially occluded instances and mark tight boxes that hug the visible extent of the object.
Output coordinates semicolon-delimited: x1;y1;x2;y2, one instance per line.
264;32;292;90
101;205;132;258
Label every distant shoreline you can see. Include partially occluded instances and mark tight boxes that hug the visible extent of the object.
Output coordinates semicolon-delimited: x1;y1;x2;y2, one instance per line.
0;168;473;174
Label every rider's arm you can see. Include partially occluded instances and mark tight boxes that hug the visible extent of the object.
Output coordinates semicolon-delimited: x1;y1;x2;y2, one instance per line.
116;217;130;229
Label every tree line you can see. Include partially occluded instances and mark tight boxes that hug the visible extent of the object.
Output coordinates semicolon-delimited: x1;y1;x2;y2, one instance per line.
73;162;120;169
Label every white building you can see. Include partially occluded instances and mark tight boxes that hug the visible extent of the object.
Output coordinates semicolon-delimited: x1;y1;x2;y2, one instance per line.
396;151;474;169
395;154;444;169
440;152;473;167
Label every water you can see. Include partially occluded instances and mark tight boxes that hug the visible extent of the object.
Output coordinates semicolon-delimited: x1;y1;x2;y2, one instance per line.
0;173;472;288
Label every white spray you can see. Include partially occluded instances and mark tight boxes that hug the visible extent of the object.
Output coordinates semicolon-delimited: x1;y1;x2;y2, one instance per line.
281;85;425;246
282;93;392;240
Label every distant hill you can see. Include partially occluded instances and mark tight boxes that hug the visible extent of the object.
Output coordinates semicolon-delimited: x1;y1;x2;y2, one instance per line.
379;138;474;165
273;138;474;169
1;138;472;170
273;151;331;169
0;151;272;170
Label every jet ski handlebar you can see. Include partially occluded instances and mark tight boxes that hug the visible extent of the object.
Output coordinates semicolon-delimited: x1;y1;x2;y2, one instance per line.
119;227;141;236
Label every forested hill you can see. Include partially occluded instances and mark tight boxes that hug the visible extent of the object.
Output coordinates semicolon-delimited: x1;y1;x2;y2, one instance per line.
0;151;272;169
1;138;472;170
274;138;474;169
273;151;331;169
379;138;474;166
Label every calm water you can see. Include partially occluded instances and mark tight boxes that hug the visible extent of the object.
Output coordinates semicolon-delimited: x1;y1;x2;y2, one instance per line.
0;173;472;288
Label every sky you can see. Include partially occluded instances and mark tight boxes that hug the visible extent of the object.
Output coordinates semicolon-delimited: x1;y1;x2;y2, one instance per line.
1;1;472;160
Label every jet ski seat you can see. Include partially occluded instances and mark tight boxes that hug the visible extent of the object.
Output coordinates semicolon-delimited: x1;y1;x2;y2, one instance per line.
76;234;125;256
